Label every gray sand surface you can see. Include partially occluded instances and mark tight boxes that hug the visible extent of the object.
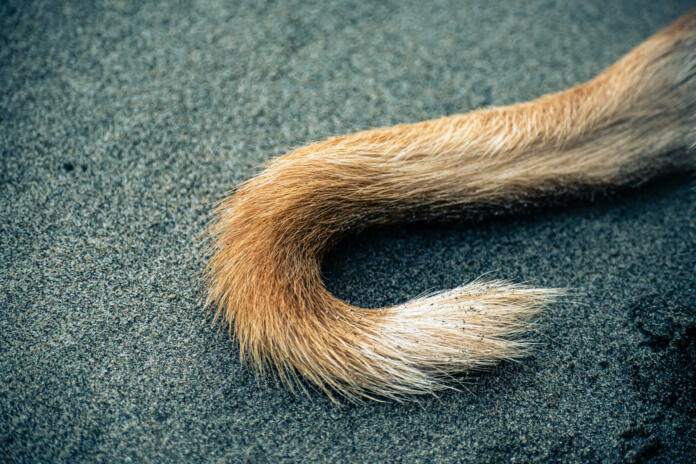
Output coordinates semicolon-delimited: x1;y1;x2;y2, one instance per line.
2;1;695;462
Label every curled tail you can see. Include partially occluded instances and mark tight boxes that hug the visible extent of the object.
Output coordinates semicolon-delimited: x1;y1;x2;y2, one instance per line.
203;11;696;401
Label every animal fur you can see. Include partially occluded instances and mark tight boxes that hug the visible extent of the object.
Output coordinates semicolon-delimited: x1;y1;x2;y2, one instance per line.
203;11;696;401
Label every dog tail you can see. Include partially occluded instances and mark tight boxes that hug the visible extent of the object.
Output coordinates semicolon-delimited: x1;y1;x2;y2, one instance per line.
203;11;696;401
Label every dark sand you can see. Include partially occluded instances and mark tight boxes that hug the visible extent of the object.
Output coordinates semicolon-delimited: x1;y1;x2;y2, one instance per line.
2;1;695;462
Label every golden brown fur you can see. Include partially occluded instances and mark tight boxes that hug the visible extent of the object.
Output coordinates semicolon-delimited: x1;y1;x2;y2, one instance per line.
203;11;696;401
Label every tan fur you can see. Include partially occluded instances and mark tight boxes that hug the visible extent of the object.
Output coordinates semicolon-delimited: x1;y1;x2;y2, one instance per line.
203;11;696;401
